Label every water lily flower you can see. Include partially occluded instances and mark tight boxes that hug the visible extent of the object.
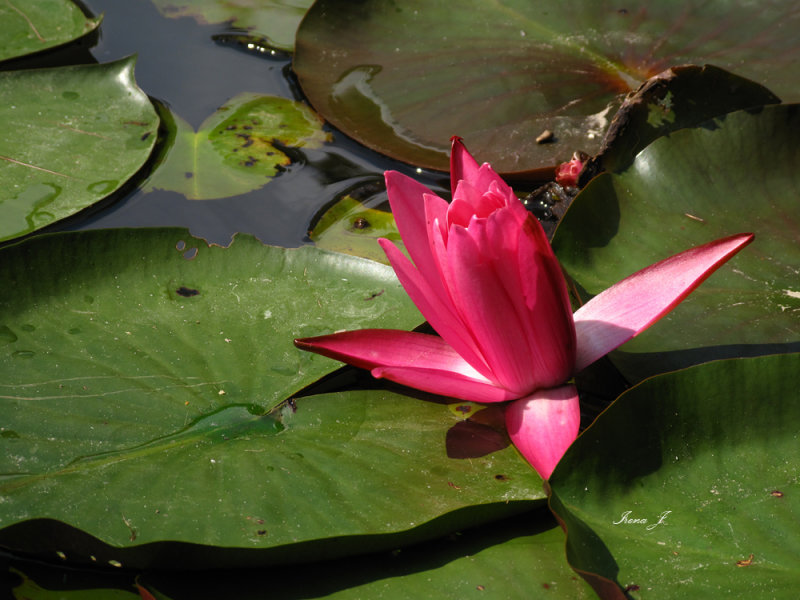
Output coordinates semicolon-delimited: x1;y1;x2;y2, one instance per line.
295;137;753;479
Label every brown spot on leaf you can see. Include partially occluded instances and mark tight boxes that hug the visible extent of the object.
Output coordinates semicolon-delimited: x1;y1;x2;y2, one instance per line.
176;286;199;297
736;554;755;567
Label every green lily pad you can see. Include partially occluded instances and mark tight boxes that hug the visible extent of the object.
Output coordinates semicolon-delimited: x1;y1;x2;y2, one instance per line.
0;57;158;243
134;511;595;599
0;0;100;63
7;512;596;599
309;190;401;264
549;353;800;598
144;93;330;200
0;227;545;567
7;566;139;600
295;0;800;172
150;0;314;53
553;103;800;381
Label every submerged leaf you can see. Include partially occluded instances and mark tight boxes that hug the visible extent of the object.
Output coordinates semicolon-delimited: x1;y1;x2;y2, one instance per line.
309;191;402;263
145;93;330;200
150;0;314;52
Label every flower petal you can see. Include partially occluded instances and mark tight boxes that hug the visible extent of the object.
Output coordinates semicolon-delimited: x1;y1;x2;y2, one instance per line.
572;233;754;372
505;384;581;480
449;136;482;193
511;214;576;384
294;329;510;402
383;170;445;292
294;329;483;374
372;365;516;403
378;238;493;379
446;223;537;395
450;137;514;203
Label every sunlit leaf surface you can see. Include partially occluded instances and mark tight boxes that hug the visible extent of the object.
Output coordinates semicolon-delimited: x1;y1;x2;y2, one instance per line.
309;190;401;263
0;228;543;567
0;58;158;242
0;0;100;62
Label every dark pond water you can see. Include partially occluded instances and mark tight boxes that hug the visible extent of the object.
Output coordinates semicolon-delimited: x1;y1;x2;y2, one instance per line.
17;0;450;247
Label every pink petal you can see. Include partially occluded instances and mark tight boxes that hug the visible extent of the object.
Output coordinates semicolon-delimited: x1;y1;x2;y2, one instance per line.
450;137;514;202
294;329;511;402
514;215;576;383
383;171;445;293
378;238;493;379
449;136;482;193
572;233;754;372
505;384;581;480
446;223;538;395
372;366;516;403
294;329;483;374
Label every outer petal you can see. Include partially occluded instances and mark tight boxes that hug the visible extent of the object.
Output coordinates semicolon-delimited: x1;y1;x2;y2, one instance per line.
294;329;510;402
294;329;486;375
379;238;493;379
384;170;445;293
572;233;754;372
505;384;581;480
514;214;576;383
372;366;516;403
450;136;482;193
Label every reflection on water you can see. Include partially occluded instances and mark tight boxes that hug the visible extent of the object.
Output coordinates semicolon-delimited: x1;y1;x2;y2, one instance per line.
33;0;449;247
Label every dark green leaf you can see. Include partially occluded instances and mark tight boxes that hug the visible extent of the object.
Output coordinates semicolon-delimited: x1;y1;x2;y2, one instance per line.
553;104;800;380
7;511;597;598
549;353;800;598
140;510;597;599
295;0;800;172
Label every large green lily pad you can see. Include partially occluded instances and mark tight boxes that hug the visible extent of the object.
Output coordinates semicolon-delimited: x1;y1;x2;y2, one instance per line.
7;511;596;599
144;93;330;200
0;0;100;63
0;228;542;567
553;103;800;380
150;0;314;52
7;566;139;600
136;511;596;599
549;353;800;598
0;57;158;242
295;0;800;172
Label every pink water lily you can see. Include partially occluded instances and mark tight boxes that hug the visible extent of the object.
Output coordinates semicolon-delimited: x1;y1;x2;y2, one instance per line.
295;137;753;479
